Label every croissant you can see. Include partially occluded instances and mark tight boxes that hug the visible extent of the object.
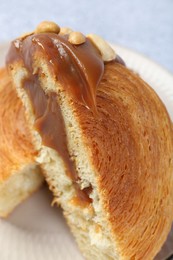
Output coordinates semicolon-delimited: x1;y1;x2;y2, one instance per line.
0;68;43;217
6;22;173;259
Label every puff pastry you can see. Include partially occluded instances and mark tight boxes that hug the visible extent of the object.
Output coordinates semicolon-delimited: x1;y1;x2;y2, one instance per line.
6;27;173;259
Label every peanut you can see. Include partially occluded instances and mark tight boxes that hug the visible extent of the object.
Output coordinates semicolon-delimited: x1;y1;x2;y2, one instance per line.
35;21;60;34
68;31;86;45
87;34;116;62
60;27;73;35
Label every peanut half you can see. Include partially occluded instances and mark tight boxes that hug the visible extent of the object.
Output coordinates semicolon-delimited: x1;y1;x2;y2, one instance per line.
68;31;86;45
87;34;116;62
20;31;34;40
35;21;60;34
60;27;73;35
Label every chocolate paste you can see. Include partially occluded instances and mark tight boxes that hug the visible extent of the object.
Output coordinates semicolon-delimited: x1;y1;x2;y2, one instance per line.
23;74;92;203
6;33;125;204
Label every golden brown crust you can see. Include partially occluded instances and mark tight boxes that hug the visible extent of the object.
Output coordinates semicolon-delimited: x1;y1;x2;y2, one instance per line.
71;62;173;259
0;68;37;182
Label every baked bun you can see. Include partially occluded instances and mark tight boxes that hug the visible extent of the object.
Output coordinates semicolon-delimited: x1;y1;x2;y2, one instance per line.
0;68;43;217
6;22;173;259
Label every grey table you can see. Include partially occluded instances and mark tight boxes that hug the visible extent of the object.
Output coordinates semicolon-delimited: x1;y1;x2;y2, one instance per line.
0;0;173;73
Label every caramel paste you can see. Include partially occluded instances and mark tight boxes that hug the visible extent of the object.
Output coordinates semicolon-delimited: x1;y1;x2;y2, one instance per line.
6;33;125;204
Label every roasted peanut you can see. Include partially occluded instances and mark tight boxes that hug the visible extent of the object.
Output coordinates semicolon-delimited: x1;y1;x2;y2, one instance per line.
68;31;86;45
60;27;73;35
35;21;60;34
87;34;116;62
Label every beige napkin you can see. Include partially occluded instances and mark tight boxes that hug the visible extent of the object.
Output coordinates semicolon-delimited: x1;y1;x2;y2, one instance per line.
0;185;172;260
0;220;83;260
0;186;83;260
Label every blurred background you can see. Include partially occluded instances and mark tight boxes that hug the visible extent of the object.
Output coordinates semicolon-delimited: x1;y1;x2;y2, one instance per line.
0;0;173;72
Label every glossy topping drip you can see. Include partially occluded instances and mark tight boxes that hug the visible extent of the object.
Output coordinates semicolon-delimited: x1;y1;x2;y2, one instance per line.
6;22;126;204
8;33;104;112
23;74;92;203
7;25;125;113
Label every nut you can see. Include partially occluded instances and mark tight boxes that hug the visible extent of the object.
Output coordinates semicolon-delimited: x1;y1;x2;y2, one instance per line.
60;27;73;35
87;34;116;62
20;31;34;40
68;31;86;45
35;21;60;34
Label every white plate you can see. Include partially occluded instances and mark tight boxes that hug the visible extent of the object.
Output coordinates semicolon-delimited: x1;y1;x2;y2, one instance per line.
0;43;173;260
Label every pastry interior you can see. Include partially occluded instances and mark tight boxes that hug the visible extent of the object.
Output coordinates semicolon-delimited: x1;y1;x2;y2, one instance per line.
0;68;43;217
